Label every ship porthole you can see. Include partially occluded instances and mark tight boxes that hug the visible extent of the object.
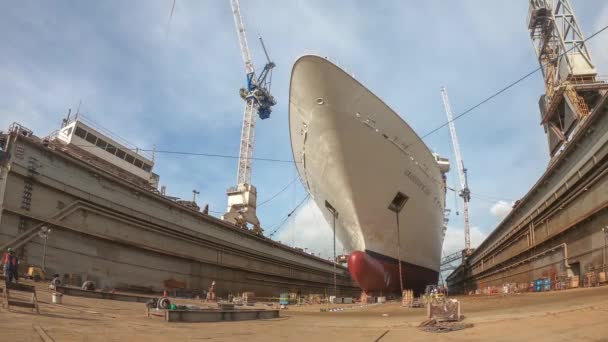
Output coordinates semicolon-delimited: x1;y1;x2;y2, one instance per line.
316;98;325;105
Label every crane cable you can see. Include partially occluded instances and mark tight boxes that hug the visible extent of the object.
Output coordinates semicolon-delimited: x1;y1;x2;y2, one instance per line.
267;194;310;238
68;25;608;167
70;145;296;163
257;176;300;208
420;23;608;140
166;0;177;37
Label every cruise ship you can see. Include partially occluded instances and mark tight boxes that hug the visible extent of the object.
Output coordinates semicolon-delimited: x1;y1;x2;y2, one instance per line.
289;55;450;295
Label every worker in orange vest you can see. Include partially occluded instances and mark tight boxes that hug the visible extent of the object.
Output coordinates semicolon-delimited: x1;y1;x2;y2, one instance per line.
2;248;19;283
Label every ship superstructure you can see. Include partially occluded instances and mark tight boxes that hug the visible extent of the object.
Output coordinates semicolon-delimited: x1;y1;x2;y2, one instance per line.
52;114;159;189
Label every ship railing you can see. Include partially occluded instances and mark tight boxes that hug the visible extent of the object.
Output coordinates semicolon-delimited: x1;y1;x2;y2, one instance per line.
64;113;154;161
565;75;608;88
8;122;34;137
45;129;60;140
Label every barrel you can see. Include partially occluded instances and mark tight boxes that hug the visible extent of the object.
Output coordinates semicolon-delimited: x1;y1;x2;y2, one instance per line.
52;292;63;304
570;276;580;288
534;279;543;292
543;278;551;291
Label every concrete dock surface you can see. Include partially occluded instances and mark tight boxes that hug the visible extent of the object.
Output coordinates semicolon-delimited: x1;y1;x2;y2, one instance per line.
1;281;607;341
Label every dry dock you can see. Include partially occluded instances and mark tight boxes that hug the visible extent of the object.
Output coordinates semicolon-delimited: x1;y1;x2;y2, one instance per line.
0;124;359;298
448;93;608;293
1;280;608;341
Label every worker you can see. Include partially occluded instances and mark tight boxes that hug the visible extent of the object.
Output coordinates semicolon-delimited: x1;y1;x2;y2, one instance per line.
2;248;19;283
49;273;61;290
206;280;216;302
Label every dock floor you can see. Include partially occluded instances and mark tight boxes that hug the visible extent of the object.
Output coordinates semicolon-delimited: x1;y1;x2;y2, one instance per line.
1;281;607;341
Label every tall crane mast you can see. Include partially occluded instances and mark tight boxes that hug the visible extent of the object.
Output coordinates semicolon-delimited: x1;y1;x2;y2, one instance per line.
441;87;472;255
528;0;605;159
223;0;276;232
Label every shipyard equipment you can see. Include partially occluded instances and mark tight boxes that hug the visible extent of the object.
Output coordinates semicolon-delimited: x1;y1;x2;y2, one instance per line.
223;0;277;230
528;0;607;158
441;87;472;256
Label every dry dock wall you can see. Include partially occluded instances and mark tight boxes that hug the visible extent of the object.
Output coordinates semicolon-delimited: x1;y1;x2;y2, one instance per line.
0;132;359;297
448;93;608;293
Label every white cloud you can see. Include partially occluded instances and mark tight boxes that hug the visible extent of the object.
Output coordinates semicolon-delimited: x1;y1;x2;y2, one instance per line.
442;225;488;256
274;200;343;260
490;200;514;219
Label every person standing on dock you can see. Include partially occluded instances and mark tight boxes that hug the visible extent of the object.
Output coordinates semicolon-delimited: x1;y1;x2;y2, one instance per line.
2;248;19;283
206;281;216;302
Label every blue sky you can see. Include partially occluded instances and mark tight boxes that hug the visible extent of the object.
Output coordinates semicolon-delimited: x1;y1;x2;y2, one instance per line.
2;1;607;260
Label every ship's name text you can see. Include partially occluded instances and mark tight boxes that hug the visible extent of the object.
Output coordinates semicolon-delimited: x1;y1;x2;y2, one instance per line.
404;170;431;196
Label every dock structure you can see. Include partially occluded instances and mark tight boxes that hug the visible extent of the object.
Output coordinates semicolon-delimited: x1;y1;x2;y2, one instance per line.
448;0;608;294
0;121;359;298
165;309;280;323
447;93;608;293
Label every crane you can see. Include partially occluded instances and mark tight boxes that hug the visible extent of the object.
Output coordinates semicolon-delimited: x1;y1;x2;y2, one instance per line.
222;0;276;232
528;0;601;159
440;87;472;256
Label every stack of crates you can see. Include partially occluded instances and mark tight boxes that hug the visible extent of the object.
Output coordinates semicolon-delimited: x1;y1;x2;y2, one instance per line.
279;293;289;305
543;278;551;291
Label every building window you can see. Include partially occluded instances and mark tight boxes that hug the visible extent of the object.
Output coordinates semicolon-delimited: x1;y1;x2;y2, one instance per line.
85;132;97;145
75;126;87;139
115;149;126;159
96;138;107;149
142;163;152;172
106;144;117;155
125;154;135;164
134;159;143;168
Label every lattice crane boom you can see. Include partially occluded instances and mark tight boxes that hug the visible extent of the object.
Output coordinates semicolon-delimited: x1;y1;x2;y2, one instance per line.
230;0;254;75
224;0;276;230
528;0;600;158
441;87;471;253
441;88;465;190
229;0;276;186
230;0;256;185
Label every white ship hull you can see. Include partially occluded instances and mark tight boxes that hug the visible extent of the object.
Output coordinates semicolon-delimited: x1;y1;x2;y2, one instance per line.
289;55;448;294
